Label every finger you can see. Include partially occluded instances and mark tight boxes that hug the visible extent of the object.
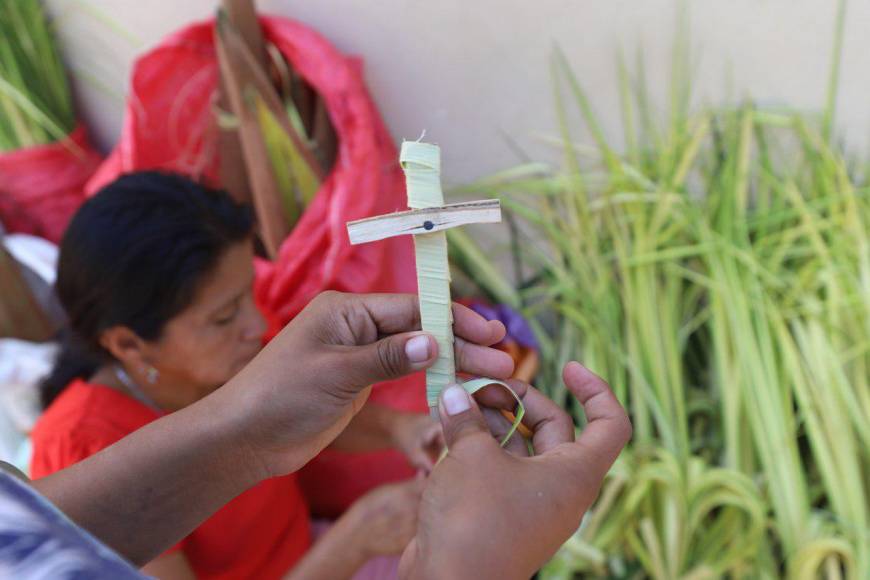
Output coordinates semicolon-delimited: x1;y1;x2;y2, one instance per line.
339;331;438;386
438;384;498;453
481;408;530;457
394;476;425;499
412;472;427;493
453;303;506;346
346;295;502;345
423;422;444;449
408;445;435;472
426;426;446;468
518;384;575;455
407;423;443;474
398;539;419;580
454;337;515;379
470;378;530;409
347;293;422;335
469;380;572;455
558;362;632;479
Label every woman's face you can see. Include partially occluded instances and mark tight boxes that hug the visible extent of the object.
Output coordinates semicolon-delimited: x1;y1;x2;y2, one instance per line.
142;240;267;409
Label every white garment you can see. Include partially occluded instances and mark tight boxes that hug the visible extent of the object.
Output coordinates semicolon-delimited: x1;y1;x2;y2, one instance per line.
0;340;57;471
2;234;58;285
2;233;65;328
0;234;61;473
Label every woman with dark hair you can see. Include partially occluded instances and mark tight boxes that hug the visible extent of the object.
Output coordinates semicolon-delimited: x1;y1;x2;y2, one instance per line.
29;172;466;579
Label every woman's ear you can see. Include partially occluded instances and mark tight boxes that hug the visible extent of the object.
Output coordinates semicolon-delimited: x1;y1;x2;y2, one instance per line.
98;326;149;369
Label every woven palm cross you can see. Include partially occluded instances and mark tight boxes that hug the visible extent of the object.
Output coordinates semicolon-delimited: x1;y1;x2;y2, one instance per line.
346;141;502;417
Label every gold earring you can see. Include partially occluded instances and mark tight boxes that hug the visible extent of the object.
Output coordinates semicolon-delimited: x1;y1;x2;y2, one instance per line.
145;366;159;385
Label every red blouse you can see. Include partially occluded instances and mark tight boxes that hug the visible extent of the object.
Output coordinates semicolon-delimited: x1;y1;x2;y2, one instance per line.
30;380;311;579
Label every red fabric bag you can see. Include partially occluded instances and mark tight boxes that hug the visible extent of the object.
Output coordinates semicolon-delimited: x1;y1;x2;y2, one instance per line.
86;17;425;516
0;125;102;242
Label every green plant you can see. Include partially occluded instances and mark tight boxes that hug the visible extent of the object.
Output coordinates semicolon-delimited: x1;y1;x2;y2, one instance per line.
450;1;868;576
0;0;76;150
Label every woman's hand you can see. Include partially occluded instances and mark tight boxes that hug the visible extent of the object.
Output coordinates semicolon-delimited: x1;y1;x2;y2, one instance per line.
222;291;514;481
399;362;632;580
286;478;425;580
392;415;444;474
347;478;425;558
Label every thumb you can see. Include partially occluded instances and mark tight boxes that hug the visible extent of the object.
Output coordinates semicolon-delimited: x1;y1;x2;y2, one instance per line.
344;332;438;386
408;444;436;473
398;538;419;579
438;384;496;452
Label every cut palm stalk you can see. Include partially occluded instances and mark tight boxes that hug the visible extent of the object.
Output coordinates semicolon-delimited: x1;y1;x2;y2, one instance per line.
268;43;337;175
215;0;269;203
215;11;289;257
290;67;315;136
218;11;324;182
215;10;323;256
252;92;320;229
309;96;338;175
220;0;267;63
0;240;53;341
214;99;252;204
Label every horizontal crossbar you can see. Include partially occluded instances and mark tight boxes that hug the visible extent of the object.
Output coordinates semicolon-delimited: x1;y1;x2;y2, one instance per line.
346;199;502;245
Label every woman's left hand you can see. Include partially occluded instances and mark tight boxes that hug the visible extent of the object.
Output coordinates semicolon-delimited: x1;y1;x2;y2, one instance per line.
392;414;444;473
226;291;514;479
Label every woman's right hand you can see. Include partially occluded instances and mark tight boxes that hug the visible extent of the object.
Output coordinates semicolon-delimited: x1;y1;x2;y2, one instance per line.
347;478;424;558
285;477;424;580
399;362;632;580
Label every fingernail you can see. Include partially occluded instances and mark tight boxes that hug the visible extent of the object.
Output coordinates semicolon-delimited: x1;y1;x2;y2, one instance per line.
405;335;431;363
442;384;471;415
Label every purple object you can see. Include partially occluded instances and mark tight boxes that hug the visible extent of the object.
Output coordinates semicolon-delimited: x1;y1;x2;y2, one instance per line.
469;301;539;350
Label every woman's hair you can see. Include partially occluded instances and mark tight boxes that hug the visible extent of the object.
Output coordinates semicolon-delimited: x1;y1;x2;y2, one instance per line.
40;171;254;408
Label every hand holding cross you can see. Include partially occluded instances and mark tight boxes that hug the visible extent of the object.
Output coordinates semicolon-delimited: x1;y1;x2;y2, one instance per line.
346;141;502;417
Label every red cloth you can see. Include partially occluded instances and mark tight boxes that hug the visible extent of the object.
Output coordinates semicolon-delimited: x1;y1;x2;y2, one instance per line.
86;16;426;516
30;380;311;579
0;124;102;242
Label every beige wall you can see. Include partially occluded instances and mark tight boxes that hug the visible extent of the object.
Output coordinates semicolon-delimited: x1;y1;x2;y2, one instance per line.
45;1;867;185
